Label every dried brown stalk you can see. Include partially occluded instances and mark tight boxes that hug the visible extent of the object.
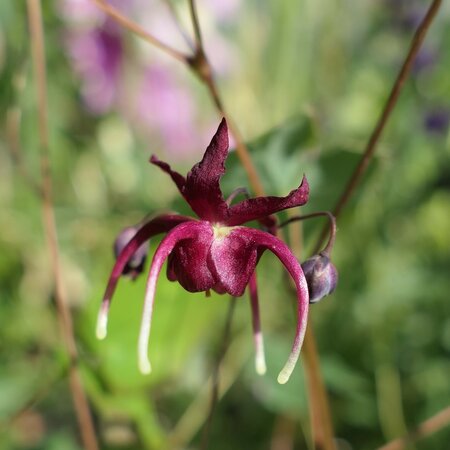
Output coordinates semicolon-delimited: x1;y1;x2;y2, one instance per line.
92;0;188;63
377;406;450;450
26;1;99;449
288;214;336;450
90;0;266;197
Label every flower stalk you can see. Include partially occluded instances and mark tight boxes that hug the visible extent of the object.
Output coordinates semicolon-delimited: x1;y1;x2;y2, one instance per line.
27;1;98;449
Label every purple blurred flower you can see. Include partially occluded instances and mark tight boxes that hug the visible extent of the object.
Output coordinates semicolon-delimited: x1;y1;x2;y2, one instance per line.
412;48;437;75
385;0;426;32
97;119;311;384
66;27;123;114
134;67;202;158
424;107;450;135
60;0;129;114
61;0;242;157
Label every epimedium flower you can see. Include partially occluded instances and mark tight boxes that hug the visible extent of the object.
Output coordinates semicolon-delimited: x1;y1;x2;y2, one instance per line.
97;119;311;384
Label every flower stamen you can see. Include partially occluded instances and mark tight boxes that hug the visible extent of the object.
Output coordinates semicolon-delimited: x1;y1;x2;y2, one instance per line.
212;224;235;239
249;272;266;375
138;221;212;374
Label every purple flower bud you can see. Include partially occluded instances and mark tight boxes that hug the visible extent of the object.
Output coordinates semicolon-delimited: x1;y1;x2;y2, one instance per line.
301;253;338;303
113;226;149;280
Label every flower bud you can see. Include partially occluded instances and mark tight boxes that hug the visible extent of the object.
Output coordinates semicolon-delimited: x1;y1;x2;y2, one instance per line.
113;226;149;279
301;253;338;303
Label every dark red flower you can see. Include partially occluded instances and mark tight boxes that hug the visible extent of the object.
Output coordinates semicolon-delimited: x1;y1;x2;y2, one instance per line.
97;119;310;384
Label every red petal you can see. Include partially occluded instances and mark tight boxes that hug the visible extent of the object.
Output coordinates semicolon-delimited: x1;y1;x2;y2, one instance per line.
227;227;309;384
208;227;258;297
225;176;309;226
169;223;216;292
183;119;229;221
150;155;186;194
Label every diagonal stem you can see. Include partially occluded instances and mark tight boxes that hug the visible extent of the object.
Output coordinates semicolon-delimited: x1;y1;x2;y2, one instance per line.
279;211;336;256
90;0;266;198
376;406;450;450
26;1;99;449
303;1;442;447
287;212;336;450
91;0;332;445
188;0;203;49
314;0;443;253
162;0;194;50
91;0;189;63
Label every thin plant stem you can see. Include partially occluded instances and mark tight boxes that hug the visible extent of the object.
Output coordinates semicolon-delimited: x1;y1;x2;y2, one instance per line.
163;0;194;50
279;212;336;256
90;0;266;198
377;406;450;450
200;297;237;450
303;2;443;448
91;0;333;444
302;327;336;450
314;0;443;252
270;415;296;450
188;0;203;49
26;1;99;450
91;0;188;63
287;214;336;450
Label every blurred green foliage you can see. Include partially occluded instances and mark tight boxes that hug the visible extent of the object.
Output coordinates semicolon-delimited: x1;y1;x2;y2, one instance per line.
1;1;449;449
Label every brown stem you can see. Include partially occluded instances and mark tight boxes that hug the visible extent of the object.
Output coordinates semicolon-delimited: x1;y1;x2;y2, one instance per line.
188;47;267;197
302;327;336;450
90;0;266;198
91;0;332;445
315;0;442;252
188;0;203;49
200;298;237;450
91;0;189;63
304;2;443;448
288;216;336;450
163;0;194;49
279;212;336;256
270;415;296;450
26;1;99;449
186;1;330;450
376;406;450;450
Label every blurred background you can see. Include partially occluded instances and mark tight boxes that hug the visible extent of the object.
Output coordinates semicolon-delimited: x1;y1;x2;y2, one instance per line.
0;0;449;449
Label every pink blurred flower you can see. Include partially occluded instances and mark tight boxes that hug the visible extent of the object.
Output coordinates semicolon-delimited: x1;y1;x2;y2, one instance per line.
134;66;202;157
66;27;123;114
60;0;241;156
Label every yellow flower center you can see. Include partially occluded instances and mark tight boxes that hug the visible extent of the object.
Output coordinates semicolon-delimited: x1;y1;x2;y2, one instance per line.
212;224;235;239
